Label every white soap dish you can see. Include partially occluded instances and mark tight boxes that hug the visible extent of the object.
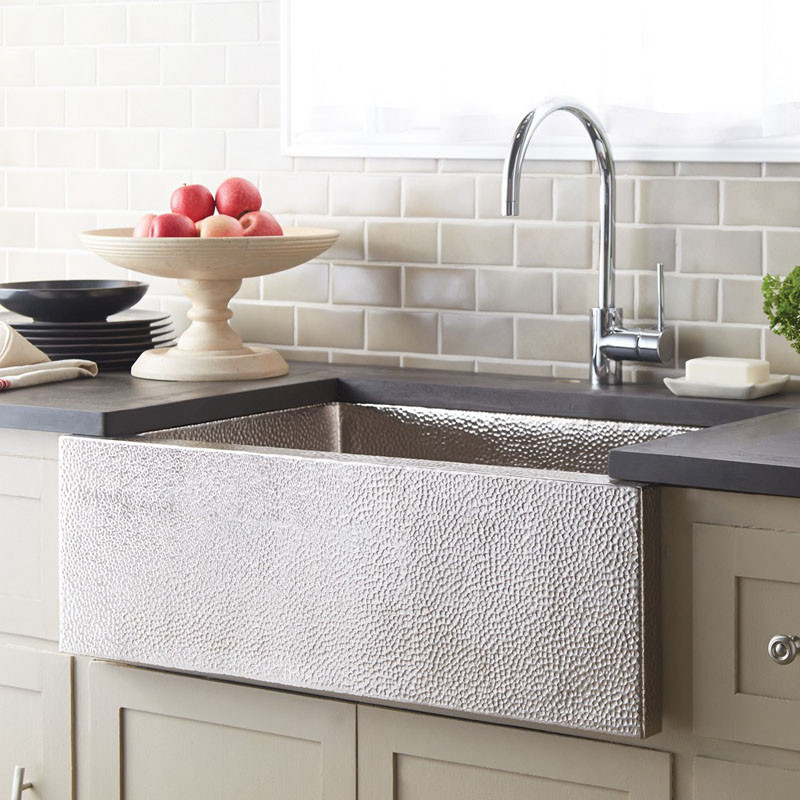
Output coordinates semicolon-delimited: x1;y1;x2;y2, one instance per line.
664;374;790;400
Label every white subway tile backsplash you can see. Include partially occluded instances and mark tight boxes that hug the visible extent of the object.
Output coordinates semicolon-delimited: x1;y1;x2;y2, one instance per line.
162;45;225;86
98;47;160;86
98;130;159;169
441;223;513;266
66;88;126;127
297;216;365;260
331;175;401;217
766;231;800;276
616;226;675;271
67;170;127;210
367;309;438;353
161;129;225;170
36;210;97;249
226;43;280;85
638;274;718;323
516;223;593;269
441;313;512;358
6;88;64;127
262;261;329;303
129;170;187;210
129;88;191;128
258;87;281;127
0;130;35;167
679;228;762;275
4;7;63;46
7;169;64;208
720;278;765;324
0;48;35;86
403;176;474;219
36;129;94;167
332;264;401;307
6;251;66;282
477;268;552;314
64;5;126;45
36;47;96;86
192;87;259;128
226;129;290;171
367;221;436;263
258;172;328;215
129;3;191;44
297;306;364;348
192;2;259;42
640;179;719;225
405;267;475;310
723;180;800;227
0;210;36;248
259;1;281;40
678;324;761;364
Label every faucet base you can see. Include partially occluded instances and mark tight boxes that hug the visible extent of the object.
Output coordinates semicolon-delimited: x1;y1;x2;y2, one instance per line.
590;307;624;386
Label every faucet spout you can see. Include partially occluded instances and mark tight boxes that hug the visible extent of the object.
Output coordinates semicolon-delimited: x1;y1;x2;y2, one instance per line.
502;97;615;309
502;98;672;386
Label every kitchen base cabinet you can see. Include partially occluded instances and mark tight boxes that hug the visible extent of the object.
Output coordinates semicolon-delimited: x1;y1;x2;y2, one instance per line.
0;644;72;800
0;429;60;640
87;659;356;800
357;705;671;800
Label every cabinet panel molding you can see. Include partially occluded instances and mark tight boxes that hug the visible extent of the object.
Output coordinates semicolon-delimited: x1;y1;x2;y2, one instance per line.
357;705;671;800
88;660;355;800
694;756;800;798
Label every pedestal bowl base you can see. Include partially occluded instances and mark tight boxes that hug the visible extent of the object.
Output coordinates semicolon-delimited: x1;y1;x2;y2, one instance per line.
131;344;289;382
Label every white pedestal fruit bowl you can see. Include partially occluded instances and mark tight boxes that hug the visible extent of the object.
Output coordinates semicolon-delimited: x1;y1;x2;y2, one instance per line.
80;227;338;381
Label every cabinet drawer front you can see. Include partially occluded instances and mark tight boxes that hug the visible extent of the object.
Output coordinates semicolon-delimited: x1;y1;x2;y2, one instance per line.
88;660;355;800
694;523;800;750
0;455;58;640
357;705;671;800
0;645;72;800
694;757;800;798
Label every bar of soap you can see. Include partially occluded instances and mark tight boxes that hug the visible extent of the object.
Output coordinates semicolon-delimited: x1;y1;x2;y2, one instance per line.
685;357;769;385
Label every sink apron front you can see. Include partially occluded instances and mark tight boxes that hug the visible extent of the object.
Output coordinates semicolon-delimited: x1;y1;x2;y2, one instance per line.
59;406;662;739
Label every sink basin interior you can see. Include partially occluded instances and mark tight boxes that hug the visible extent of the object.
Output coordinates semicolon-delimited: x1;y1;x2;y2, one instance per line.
140;403;697;476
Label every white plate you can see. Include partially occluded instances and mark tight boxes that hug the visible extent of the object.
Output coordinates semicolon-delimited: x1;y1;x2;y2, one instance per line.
663;374;790;400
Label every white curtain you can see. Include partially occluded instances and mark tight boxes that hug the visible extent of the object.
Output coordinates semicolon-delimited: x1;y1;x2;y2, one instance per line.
286;0;800;157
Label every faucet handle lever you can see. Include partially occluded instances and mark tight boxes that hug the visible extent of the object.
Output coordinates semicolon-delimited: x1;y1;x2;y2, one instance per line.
655;263;665;332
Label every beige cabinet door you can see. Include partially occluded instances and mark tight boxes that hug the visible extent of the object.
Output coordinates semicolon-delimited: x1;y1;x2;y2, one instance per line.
88;660;355;800
0;644;73;800
0;429;60;641
357;705;671;800
694;522;800;750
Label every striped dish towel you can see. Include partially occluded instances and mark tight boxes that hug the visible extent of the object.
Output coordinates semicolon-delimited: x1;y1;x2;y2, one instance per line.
0;322;98;391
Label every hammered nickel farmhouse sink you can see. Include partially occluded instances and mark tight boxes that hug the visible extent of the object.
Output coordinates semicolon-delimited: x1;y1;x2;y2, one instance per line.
59;403;695;739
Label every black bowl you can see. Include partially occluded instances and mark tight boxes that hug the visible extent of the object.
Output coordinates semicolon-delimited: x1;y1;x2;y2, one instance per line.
0;280;149;323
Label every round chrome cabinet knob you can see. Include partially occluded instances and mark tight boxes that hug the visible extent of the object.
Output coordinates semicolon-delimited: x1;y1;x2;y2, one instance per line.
768;634;800;665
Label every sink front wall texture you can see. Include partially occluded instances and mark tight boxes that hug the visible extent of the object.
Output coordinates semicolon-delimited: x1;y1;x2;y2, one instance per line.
59;404;686;738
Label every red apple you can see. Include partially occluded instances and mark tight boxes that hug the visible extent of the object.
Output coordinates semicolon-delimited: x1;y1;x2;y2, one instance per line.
149;213;197;238
240;210;283;237
215;177;261;218
197;214;244;238
133;213;156;238
170;184;215;222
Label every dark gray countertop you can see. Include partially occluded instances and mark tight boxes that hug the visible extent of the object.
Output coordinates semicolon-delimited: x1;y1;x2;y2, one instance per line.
2;361;800;497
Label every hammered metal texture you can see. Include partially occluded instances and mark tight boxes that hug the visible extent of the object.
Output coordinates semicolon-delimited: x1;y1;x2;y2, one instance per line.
60;417;666;738
142;403;696;475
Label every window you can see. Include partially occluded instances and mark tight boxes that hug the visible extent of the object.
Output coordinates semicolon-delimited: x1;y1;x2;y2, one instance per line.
283;0;800;161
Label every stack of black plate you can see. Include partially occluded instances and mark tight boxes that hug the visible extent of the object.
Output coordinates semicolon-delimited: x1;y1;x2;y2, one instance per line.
1;310;177;371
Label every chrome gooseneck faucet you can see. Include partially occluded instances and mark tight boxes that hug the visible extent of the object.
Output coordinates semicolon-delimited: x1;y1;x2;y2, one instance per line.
502;97;673;386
